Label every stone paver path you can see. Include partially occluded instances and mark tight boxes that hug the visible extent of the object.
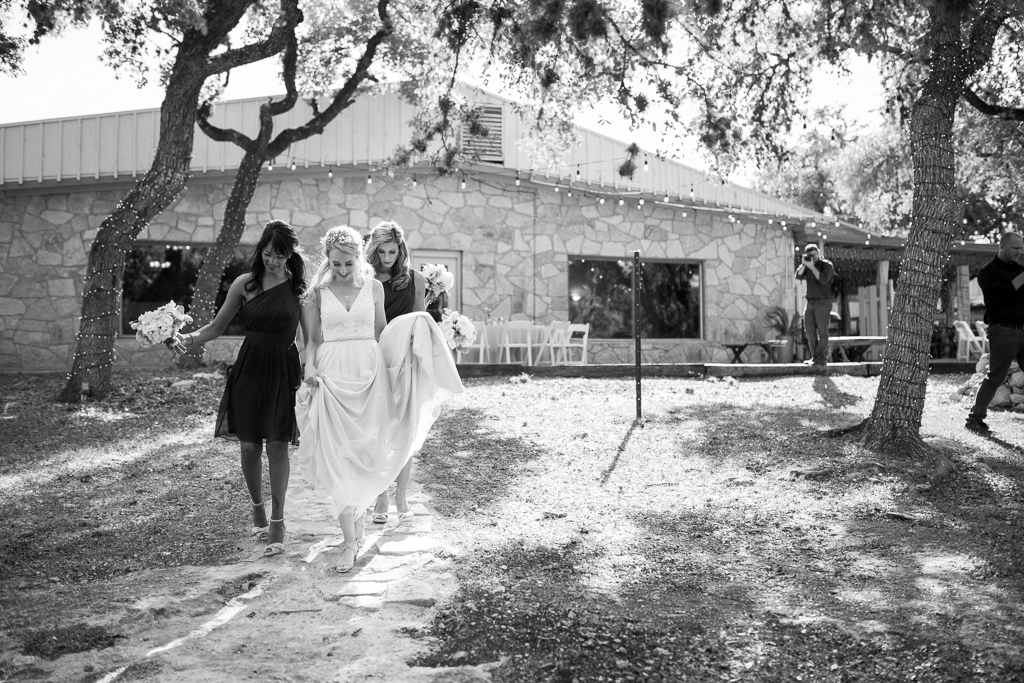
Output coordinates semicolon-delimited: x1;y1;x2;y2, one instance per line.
22;474;500;682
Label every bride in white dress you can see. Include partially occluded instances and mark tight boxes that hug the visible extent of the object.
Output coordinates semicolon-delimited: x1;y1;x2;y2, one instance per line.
295;225;463;572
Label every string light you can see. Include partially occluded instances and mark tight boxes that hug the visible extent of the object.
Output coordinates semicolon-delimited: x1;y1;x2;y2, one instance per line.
618;197;624;206
643;155;649;172
567;187;573;197
663;193;669;202
327;167;333;178
461;176;467;189
366;173;372;184
412;174;417;187
515;171;521;187
576;164;581;181
290;160;296;171
599;196;605;204
555;182;560;193
268;161;274;171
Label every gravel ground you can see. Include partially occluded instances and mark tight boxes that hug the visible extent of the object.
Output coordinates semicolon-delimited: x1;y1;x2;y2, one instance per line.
2;369;1024;682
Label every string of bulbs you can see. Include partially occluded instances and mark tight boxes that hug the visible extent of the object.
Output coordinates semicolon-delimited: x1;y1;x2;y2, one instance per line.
264;153;846;236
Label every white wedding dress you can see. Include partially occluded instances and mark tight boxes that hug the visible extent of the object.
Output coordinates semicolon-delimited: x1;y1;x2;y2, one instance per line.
295;277;463;517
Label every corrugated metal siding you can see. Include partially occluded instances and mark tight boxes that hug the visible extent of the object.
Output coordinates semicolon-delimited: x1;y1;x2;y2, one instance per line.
0;87;824;219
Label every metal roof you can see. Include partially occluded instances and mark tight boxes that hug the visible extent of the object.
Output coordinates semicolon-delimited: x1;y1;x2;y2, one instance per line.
0;85;838;220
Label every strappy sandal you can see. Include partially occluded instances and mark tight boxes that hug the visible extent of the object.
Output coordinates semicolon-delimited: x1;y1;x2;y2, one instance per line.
251;500;269;541
371;512;388;524
263;519;285;557
334;541;360;574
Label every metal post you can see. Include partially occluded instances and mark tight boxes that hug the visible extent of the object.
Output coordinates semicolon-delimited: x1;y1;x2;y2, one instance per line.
633;250;642;420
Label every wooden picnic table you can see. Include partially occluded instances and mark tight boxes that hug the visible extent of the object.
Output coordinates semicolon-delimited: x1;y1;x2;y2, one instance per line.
829;336;887;362
722;340;789;364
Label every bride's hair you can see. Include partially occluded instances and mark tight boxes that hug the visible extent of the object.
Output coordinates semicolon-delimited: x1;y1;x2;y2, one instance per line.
307;226;374;297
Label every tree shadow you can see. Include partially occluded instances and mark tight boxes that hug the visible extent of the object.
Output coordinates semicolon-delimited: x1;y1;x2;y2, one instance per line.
812;374;862;408
415;390;1024;681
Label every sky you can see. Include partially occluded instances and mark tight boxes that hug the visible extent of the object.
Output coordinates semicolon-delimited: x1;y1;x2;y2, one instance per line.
0;23;887;179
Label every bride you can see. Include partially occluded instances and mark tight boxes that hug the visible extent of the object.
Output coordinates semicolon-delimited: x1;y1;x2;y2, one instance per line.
295;225;462;573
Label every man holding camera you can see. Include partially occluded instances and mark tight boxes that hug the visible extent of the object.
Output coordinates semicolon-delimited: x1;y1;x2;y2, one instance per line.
795;244;836;367
965;232;1024;434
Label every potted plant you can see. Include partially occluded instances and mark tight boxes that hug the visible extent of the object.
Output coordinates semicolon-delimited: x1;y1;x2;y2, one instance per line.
762;306;801;363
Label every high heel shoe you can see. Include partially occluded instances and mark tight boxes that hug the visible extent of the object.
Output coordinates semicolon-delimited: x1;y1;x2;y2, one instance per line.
263;519;285;557
334;540;360;574
251;500;269;541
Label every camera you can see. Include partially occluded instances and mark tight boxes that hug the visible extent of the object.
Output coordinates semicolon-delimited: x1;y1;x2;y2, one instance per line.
803;254;813;262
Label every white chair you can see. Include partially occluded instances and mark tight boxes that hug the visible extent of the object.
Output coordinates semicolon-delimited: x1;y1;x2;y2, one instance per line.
535;321;569;365
975;321;990;354
954;320;985;361
457;324;490;364
499;321;535;365
558;323;590;365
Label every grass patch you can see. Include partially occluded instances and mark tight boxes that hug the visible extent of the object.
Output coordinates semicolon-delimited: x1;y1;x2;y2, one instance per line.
18;623;119;660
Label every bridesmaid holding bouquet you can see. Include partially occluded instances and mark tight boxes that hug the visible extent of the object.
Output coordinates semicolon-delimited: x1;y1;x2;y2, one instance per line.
167;220;309;557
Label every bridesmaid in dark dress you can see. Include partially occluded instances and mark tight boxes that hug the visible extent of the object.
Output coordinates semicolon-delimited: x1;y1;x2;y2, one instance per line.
365;220;426;523
168;221;309;557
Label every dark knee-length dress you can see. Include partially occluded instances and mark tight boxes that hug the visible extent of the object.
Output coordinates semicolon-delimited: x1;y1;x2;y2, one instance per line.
215;281;302;443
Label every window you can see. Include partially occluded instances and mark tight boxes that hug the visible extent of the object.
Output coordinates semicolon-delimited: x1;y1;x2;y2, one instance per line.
568;257;702;339
121;243;250;336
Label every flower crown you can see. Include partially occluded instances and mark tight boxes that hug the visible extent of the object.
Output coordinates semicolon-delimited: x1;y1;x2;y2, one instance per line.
321;229;361;253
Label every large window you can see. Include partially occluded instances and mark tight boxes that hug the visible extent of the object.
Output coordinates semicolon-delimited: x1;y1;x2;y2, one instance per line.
121;243;250;336
568;257;702;339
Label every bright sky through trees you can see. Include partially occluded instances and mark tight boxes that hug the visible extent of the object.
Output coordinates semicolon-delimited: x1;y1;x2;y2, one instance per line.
0;22;885;182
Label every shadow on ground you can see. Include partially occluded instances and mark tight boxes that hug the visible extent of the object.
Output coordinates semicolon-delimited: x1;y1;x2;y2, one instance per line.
414;378;1024;682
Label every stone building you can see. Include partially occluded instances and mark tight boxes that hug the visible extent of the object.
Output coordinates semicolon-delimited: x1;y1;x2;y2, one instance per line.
0;88;840;372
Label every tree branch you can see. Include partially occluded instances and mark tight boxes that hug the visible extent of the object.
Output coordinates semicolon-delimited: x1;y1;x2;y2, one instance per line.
268;0;394;156
196;101;256;150
964;88;1024;122
268;31;299;117
204;0;303;77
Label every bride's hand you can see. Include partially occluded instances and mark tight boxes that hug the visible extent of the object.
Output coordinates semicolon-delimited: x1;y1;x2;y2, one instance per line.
303;376;319;389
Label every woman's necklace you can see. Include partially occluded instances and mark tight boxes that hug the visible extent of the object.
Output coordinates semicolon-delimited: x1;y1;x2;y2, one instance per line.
334;282;359;304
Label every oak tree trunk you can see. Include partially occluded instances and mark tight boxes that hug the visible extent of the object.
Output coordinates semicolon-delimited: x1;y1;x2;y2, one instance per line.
58;57;206;401
179;148;268;366
859;5;1002;454
58;0;301;401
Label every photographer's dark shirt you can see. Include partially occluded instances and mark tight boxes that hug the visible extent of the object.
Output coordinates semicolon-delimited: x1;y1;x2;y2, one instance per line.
795;258;835;301
978;256;1024;325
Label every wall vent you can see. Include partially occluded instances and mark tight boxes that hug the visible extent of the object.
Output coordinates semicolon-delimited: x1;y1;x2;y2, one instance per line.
461;106;504;163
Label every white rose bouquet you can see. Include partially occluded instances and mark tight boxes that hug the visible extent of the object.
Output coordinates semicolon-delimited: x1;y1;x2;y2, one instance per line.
130;301;193;354
438;308;477;352
420;263;455;305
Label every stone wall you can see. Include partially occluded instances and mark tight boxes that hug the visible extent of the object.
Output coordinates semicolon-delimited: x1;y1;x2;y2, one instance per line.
0;170;795;372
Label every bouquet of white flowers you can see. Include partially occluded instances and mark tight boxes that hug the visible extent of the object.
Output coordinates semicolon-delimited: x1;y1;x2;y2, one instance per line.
130;301;193;352
420;263;455;305
438;308;477;352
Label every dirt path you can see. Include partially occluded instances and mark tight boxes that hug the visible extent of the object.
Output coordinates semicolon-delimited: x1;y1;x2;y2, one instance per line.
4;477;500;683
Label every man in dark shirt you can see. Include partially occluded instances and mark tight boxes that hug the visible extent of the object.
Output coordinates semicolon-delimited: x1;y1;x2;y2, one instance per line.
966;232;1024;433
795;244;836;366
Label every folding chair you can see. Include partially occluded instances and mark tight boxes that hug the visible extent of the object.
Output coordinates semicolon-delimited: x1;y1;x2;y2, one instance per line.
498;321;535;365
974;321;990;354
457;323;490;364
953;320;985;361
558;323;590;365
535;321;569;365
